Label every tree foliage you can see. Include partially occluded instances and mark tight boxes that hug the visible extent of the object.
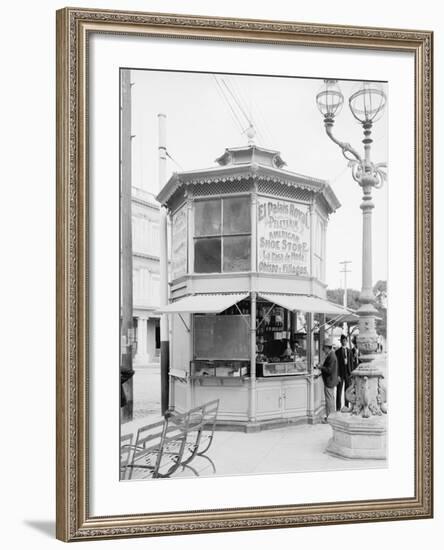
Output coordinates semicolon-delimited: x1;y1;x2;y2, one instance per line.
326;288;361;310
327;282;387;338
373;280;387;338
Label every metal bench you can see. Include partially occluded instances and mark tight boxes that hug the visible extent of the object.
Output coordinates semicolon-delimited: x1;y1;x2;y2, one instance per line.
188;399;219;475
171;399;220;476
119;433;134;480
121;399;219;480
124;412;190;479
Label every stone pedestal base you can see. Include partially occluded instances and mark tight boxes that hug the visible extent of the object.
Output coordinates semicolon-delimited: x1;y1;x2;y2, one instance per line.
326;412;387;460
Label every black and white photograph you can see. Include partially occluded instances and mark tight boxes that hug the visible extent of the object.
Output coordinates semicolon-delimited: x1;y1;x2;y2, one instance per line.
119;69;389;480
1;0;438;546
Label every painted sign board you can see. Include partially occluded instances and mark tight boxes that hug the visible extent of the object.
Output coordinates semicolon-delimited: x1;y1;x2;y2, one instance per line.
257;197;310;276
171;206;188;280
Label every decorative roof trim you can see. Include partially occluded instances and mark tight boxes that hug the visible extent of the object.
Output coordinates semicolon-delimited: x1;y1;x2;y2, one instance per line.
215;144;286;168
321;182;342;211
157;164;340;213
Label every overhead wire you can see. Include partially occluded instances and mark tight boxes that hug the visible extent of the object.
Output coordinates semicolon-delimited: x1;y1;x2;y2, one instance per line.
213;74;277;148
220;77;264;144
231;80;267;145
330;164;351;184
231;77;273;146
229;78;257;130
213;75;245;133
165;150;184;171
221;78;252;129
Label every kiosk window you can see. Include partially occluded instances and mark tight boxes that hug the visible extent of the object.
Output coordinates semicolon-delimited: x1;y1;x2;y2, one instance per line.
223;235;250;272
194;197;251;273
194;200;221;236
194;238;221;273
223;197;251;234
194;314;250;360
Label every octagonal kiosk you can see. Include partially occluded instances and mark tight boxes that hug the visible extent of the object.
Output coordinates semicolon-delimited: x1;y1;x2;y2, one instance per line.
157;144;346;431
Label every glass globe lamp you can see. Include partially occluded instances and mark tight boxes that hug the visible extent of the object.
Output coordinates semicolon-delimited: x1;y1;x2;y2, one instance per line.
348;81;387;124
316;79;344;119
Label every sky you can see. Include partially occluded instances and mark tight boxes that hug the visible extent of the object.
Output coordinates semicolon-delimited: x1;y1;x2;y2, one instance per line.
129;69;388;291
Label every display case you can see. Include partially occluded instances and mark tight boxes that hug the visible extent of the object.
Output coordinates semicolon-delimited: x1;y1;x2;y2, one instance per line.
256;360;308;377
190;360;250;378
255;299;309;377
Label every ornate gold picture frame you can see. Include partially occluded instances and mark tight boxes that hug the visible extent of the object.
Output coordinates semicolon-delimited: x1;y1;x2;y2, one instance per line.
56;7;433;542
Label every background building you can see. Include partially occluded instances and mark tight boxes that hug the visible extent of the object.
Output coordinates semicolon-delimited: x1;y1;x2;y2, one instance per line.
131;185;161;367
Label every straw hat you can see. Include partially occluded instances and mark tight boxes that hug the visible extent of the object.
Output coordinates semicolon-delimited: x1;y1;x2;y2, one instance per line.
323;337;334;347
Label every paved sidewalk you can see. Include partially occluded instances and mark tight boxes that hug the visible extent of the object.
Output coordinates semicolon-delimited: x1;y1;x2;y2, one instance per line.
123;354;388;479
122;416;387;480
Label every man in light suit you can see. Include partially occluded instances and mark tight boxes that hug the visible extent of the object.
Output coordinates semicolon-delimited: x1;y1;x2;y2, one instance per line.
320;337;338;422
335;334;355;411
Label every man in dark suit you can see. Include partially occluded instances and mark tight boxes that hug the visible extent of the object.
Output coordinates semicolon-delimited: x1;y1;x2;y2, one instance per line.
335;334;355;411
320;337;338;422
351;336;361;370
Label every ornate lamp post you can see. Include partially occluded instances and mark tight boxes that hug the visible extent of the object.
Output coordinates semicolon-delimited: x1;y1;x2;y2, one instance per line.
316;80;387;359
316;80;388;458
